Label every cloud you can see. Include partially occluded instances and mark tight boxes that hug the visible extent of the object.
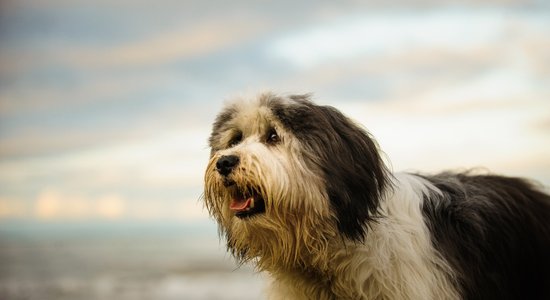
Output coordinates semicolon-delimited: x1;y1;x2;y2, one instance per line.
1;15;270;75
180;200;208;222
0;184;207;221
267;11;550;69
95;194;126;219
0;126;212;222
0;83;219;160
2;3;549;225
0;129;210;198
34;189;94;219
331;88;550;183
267;12;550;102
0;197;27;218
23;187;205;221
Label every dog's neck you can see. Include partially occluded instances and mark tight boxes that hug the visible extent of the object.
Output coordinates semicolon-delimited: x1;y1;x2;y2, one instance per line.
263;174;460;299
262;235;365;299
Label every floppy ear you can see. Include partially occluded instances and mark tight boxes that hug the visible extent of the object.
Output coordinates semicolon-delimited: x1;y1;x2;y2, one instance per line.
314;105;388;241
273;96;389;241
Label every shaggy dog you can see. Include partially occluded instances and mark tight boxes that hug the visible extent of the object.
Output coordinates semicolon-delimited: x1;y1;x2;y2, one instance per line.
203;92;550;300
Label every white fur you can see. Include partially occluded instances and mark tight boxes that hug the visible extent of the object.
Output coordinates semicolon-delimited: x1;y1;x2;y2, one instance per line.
267;173;459;300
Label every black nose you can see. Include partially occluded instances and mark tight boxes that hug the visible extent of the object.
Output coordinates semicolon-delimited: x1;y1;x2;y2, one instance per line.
216;155;240;176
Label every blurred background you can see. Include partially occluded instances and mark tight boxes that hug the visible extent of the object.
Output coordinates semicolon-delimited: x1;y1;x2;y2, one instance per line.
1;0;549;299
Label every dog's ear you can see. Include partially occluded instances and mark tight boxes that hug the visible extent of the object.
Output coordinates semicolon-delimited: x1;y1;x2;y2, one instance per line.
314;105;388;241
273;97;388;241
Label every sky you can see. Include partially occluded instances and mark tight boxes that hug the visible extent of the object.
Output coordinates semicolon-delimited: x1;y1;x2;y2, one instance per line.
1;0;549;224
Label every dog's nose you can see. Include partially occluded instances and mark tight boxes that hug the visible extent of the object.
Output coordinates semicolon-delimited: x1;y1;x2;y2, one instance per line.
216;155;240;176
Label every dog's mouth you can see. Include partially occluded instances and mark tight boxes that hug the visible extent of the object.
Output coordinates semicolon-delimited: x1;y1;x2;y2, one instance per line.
229;186;265;219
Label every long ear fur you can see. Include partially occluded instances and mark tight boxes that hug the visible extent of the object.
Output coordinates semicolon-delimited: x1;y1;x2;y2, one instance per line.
273;95;389;241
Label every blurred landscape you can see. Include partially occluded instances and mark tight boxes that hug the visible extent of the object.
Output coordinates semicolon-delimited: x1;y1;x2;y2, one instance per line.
1;0;549;299
0;221;265;300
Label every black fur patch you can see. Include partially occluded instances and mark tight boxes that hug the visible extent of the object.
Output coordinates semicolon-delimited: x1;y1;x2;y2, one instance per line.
208;105;237;154
421;173;550;299
271;95;389;241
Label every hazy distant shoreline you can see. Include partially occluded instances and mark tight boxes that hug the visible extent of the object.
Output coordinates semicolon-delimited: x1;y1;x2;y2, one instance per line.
0;221;265;300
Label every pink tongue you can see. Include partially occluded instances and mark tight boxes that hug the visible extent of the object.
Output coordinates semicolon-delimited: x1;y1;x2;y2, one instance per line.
230;197;252;211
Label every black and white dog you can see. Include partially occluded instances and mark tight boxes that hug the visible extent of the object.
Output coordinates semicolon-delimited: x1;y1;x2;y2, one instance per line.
203;92;550;299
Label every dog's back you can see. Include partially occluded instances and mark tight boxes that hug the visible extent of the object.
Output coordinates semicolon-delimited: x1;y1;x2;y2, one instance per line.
421;173;550;300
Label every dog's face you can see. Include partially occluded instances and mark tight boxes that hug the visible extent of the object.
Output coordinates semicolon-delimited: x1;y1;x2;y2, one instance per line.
204;93;387;268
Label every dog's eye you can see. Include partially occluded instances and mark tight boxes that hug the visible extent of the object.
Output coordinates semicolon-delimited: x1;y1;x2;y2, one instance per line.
228;132;242;148
266;129;280;144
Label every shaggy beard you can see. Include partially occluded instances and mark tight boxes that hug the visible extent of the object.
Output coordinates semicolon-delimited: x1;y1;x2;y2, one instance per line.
203;145;337;273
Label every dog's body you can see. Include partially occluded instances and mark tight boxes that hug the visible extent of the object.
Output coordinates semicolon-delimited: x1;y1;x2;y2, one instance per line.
203;93;550;299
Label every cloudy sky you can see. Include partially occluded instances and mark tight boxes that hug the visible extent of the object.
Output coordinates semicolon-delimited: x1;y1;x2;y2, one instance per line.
1;0;549;224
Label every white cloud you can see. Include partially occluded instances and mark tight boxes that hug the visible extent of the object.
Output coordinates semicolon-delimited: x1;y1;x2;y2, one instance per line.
333;93;550;183
267;11;550;68
0;128;210;188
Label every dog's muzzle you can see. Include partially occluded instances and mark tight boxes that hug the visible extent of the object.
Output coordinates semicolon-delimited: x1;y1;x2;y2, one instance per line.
214;155;266;219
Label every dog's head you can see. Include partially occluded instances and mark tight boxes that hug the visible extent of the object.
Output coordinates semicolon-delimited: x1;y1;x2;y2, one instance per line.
204;93;388;268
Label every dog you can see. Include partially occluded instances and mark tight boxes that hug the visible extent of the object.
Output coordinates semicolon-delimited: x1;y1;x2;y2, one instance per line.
203;92;550;299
